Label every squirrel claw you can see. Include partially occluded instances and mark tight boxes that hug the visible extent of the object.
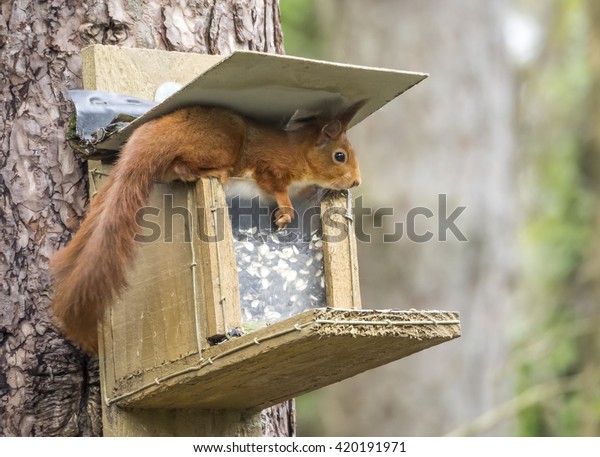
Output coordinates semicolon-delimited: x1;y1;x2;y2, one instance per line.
275;213;292;229
274;207;293;229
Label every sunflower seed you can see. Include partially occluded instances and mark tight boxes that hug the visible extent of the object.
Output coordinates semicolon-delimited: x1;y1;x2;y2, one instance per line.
295;279;307;291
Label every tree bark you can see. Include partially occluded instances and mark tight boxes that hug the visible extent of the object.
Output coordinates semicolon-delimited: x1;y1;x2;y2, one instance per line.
0;0;291;436
315;0;516;436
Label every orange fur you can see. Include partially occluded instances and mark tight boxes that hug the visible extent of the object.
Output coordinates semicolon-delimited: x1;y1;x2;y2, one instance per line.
51;103;363;353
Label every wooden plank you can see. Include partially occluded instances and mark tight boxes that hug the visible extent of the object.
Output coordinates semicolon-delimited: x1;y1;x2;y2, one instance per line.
193;177;241;340
321;191;362;309
106;309;460;410
82;45;223;99
99;181;200;385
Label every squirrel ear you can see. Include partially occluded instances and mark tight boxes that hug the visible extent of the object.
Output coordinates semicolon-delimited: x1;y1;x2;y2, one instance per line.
285;108;320;131
337;99;367;129
322;120;343;139
321;100;366;139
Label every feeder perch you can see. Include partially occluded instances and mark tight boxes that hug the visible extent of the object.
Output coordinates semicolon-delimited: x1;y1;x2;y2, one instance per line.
77;45;460;436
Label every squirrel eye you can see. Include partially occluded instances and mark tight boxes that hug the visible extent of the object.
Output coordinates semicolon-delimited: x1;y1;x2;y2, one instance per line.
334;151;346;163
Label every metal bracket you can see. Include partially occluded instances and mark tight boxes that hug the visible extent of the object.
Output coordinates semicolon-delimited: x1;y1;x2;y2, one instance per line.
67;89;156;160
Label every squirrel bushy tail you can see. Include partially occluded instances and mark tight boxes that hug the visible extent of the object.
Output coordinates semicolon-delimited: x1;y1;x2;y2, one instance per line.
50;131;170;354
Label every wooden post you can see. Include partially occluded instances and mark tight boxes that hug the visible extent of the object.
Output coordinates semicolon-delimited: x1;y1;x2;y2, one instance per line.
321;191;362;309
193;178;241;341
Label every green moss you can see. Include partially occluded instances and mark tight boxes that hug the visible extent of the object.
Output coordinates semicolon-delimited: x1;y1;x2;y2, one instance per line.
67;112;78;141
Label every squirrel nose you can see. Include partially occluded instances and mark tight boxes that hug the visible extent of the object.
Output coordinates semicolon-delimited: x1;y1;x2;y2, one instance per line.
351;179;361;188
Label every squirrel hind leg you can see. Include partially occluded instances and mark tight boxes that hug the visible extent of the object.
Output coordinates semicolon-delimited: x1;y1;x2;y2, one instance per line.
163;162;199;182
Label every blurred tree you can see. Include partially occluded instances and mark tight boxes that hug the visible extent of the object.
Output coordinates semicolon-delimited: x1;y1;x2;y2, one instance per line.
514;0;600;436
295;0;517;436
279;0;322;59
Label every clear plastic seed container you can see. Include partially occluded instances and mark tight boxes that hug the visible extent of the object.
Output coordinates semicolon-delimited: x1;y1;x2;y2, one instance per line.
226;180;326;331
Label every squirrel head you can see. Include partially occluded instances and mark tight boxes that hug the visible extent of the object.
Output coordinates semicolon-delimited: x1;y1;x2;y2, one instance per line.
304;100;365;190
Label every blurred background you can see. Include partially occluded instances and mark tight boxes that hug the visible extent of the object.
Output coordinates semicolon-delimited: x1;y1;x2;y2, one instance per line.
280;0;600;436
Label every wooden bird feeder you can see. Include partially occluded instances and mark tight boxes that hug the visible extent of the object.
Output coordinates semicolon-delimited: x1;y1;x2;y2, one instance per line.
78;45;461;436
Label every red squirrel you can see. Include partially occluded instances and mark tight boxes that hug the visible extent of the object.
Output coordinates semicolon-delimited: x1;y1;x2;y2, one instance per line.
50;101;363;353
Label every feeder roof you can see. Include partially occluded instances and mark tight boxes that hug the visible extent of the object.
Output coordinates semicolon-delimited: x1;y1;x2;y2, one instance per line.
91;51;427;151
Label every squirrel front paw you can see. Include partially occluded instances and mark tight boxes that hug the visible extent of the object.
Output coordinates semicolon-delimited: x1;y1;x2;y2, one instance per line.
274;207;294;229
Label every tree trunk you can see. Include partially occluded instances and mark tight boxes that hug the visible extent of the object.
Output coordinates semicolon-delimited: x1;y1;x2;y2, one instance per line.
314;0;516;436
0;0;291;437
